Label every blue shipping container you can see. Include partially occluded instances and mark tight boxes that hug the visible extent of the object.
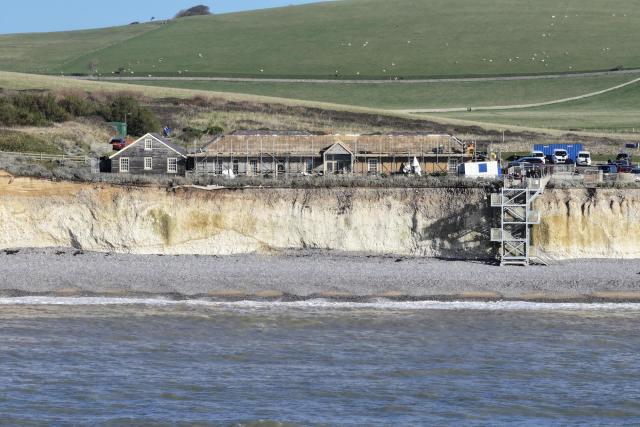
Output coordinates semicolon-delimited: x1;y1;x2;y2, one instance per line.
533;143;584;161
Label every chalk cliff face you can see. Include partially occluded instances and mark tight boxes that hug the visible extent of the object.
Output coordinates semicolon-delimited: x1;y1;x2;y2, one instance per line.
534;188;640;259
0;175;492;258
0;174;639;259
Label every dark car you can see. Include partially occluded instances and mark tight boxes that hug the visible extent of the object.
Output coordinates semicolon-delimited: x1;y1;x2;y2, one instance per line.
598;164;618;174
614;161;634;173
507;157;544;168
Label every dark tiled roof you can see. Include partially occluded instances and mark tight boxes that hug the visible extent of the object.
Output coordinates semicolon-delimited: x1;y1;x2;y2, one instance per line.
150;133;188;156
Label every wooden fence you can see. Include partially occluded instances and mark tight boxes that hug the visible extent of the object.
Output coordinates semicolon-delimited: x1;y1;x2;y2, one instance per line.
0;151;89;164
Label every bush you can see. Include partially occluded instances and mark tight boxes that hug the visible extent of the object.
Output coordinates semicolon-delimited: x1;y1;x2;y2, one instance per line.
0;92;95;126
205;125;224;135
175;5;212;18
0;91;161;138
99;96;160;136
58;94;96;117
0;93;72;126
179;125;224;142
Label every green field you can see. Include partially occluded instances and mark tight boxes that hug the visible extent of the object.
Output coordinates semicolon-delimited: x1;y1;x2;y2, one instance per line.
119;75;635;110
2;0;640;78
435;82;640;132
0;24;158;74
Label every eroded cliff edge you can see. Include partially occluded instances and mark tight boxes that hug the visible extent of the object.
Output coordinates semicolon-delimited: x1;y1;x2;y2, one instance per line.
534;188;640;259
1;174;638;259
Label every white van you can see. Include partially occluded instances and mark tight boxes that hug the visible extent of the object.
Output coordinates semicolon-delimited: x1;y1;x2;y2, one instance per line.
576;151;592;166
530;150;546;164
552;148;569;164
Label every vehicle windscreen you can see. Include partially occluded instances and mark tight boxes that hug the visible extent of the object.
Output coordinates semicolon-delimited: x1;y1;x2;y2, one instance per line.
578;153;589;158
555;150;568;156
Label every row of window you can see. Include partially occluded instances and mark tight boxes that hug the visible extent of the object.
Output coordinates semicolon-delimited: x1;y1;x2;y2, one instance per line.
195;159;380;174
119;157;178;173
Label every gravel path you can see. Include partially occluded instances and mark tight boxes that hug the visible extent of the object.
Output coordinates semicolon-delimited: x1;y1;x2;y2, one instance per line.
1;249;639;301
75;68;640;84
75;73;640;115
402;77;640;113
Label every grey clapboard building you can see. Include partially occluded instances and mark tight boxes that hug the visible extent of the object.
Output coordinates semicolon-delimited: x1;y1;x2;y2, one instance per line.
109;133;188;176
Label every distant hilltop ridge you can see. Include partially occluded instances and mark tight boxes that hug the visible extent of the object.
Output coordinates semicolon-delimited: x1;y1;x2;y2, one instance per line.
0;0;639;78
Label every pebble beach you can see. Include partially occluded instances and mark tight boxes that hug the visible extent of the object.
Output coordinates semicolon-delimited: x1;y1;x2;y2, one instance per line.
1;248;639;301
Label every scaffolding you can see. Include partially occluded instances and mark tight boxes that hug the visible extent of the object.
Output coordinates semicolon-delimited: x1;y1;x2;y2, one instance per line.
190;132;469;177
491;167;549;266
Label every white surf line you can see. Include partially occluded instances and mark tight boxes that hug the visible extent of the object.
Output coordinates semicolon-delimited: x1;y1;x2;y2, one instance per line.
1;297;640;312
73;68;640;85
399;77;640;114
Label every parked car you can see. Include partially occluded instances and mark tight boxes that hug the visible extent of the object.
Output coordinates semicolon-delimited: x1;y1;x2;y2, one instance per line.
611;156;634;172
110;137;131;151
632;168;640;181
616;162;635;173
507;157;545;168
598;164;618;174
552;148;569;164
530;150;546;164
576;151;592;166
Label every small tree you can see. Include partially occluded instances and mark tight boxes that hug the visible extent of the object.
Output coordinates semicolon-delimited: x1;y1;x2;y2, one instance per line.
88;60;99;74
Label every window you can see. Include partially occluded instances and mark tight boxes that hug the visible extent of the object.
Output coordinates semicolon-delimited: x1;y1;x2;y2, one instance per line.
277;163;285;175
144;157;153;171
119;157;129;173
167;158;178;174
368;159;379;174
216;161;223;175
144;138;153;151
250;160;259;175
326;162;335;174
305;159;314;174
232;160;239;175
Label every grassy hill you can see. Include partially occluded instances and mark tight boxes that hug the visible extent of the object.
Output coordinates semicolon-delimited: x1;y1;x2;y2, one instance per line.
435;82;640;132
118;74;634;110
0;23;159;75
2;0;640;78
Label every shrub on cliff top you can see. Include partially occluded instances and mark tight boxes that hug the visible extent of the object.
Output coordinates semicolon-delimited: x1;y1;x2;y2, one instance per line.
0;91;160;137
0;93;70;126
175;5;212;18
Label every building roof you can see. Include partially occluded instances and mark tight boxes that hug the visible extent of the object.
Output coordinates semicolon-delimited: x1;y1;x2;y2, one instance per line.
193;132;463;157
109;133;188;159
148;133;188;157
229;130;315;136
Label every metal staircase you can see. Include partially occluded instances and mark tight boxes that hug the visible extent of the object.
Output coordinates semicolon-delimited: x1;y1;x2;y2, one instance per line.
491;172;550;266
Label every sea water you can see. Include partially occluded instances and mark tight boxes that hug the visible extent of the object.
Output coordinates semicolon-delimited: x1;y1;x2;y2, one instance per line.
1;298;639;425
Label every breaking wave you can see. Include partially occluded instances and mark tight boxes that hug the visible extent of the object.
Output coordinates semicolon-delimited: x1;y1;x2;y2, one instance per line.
0;296;639;312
